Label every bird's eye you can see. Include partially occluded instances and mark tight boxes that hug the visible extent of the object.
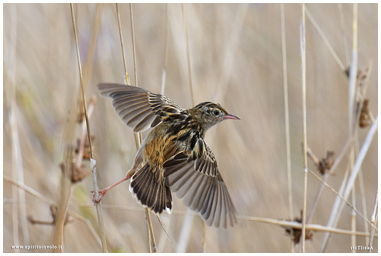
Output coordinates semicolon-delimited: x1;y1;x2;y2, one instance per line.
213;109;220;116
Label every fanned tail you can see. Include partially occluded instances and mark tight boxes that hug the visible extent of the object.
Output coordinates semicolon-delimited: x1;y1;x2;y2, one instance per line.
129;164;172;214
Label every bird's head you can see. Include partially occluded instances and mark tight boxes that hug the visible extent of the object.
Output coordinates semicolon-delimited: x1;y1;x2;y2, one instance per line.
191;102;240;131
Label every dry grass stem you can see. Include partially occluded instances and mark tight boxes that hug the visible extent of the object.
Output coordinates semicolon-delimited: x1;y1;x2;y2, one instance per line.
160;3;169;95
337;3;350;64
321;115;377;252
368;191;378;252
70;3;107;252
155;215;174;248
320;4;358;251
305;6;345;71
116;3;130;85
6;5;28;250
280;4;294;252
129;3;138;88
358;168;369;245
4;176;55;204
182;3;195;106
306;60;373;226
81;4;104;93
239;216;377;237
10;79;30;250
115;3;156;252
176;5;198;252
4;176;103;248
348;3;357;133
308;169;374;229
299;3;307;253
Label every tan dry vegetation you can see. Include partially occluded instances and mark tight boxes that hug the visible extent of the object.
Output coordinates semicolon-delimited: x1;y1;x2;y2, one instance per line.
3;3;378;253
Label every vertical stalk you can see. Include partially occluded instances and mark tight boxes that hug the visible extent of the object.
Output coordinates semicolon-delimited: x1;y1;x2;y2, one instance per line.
300;3;308;253
182;3;195;105
368;190;378;252
69;3;107;252
320;4;358;252
280;3;294;252
116;3;156;252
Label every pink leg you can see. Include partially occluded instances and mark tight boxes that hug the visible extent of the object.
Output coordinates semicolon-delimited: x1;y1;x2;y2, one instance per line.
92;176;130;203
92;147;144;203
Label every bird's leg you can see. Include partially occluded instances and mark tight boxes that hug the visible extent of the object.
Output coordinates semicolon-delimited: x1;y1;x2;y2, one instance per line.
92;147;144;203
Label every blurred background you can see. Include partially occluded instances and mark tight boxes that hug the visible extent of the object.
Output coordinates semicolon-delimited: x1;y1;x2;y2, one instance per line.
3;3;378;253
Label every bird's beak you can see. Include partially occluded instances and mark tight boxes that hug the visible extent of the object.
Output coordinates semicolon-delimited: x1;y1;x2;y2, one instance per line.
223;114;240;120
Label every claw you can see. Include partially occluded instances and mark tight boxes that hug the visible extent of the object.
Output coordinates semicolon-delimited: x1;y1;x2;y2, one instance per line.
92;189;106;204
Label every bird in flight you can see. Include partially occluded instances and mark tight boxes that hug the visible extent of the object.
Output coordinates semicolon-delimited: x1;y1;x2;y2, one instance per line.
94;84;239;228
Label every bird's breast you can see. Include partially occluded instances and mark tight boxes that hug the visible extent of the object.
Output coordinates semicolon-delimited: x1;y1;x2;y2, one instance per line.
142;125;181;167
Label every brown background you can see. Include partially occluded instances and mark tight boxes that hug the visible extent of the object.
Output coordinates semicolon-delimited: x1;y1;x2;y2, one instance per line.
3;3;378;253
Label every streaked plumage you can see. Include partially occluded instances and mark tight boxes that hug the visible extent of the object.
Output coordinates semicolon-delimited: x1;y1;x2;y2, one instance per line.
98;83;239;228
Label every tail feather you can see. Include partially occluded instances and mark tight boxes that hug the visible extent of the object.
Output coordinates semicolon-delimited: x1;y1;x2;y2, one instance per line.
130;164;172;214
165;186;172;214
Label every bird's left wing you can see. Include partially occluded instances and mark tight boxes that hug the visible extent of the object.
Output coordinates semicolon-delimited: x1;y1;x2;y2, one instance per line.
98;84;184;132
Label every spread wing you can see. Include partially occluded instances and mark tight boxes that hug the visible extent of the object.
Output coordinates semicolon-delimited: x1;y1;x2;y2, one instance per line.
163;138;237;228
98;83;184;132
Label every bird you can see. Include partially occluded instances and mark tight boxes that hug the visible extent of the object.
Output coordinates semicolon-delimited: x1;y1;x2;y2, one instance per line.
95;83;239;228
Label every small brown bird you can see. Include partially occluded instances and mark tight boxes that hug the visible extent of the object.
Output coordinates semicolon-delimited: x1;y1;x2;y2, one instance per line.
95;84;239;228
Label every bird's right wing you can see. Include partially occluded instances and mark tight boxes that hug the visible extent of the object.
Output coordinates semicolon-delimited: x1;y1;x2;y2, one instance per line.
98;84;184;132
163;138;237;228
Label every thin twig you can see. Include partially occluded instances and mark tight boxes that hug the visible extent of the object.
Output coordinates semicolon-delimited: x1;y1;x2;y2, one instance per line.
299;3;308;253
53;147;73;252
182;3;195;106
321;115;377;252
4;176;55;204
130;3;156;252
70;3;107;252
155;215;174;247
3;176;103;248
280;4;294;252
348;3;358;133
6;4;28;250
348;4;359;247
308;169;375;229
156;13;171;239
81;3;104;94
337;3;350;65
320;4;358;251
306;61;373;225
238;216;377;237
161;3;169;95
305;6;346;71
116;3;156;252
157;215;172;252
350;145;356;249
116;3;129;85
368;190;378;252
129;4;138;88
357;167;369;245
145;207;156;253
177;5;198;252
353;60;373;244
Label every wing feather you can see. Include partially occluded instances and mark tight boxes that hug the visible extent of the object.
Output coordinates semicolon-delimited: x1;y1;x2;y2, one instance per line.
98;83;183;132
163;139;237;228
